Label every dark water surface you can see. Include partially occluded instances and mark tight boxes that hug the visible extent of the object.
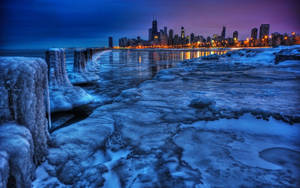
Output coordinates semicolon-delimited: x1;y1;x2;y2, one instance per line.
84;49;228;99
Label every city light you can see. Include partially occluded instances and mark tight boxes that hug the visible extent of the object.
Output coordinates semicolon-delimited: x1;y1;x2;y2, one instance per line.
116;20;299;49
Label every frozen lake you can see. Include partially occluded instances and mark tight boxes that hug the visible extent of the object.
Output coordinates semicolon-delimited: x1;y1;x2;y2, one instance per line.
79;49;228;99
1;47;300;187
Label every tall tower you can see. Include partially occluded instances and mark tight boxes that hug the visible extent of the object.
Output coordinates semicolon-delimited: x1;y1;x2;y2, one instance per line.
108;37;113;48
168;29;174;45
169;29;174;40
259;24;270;39
221;26;226;39
251;28;258;40
149;28;153;41
152;19;159;41
181;26;185;39
190;33;195;43
164;27;168;37
152;19;158;33
233;31;238;40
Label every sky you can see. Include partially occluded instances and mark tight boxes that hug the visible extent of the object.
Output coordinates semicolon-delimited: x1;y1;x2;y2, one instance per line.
0;0;299;49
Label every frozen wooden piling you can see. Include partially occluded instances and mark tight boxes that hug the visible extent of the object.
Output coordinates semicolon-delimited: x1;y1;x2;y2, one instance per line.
45;48;94;113
0;57;50;187
74;48;88;72
45;48;72;87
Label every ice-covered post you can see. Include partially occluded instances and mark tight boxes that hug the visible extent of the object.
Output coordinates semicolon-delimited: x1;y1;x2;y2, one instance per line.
74;48;88;72
45;48;72;87
87;48;93;61
0;57;50;187
0;57;49;163
45;48;94;113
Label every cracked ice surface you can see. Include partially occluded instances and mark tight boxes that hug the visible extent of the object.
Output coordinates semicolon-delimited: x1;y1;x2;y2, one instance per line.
34;46;300;187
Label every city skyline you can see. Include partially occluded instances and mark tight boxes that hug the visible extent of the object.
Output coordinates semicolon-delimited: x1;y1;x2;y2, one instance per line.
0;0;299;49
117;18;299;48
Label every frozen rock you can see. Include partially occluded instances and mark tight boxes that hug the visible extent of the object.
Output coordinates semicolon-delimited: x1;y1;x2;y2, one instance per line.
201;54;219;60
49;86;94;113
45;111;114;186
189;97;216;109
226;49;262;58
275;48;300;64
0;123;35;188
155;70;177;81
259;147;300;174
114;88;142;103
45;49;94;113
0;57;49;164
68;72;100;85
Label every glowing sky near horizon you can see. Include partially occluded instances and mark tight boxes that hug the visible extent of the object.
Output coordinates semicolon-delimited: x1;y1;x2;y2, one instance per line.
0;0;299;49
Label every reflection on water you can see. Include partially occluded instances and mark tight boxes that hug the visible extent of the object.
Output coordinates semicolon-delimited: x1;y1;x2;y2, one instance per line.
91;49;227;98
0;48;227;100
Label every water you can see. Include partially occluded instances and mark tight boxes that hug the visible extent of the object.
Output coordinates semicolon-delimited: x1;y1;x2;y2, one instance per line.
81;49;228;99
0;48;228;127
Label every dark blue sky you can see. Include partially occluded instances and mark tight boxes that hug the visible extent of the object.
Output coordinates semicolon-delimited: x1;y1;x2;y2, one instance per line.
1;0;299;49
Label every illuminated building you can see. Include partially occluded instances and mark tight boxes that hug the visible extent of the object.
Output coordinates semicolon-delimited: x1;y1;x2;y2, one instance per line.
190;33;195;44
152;19;158;33
119;37;128;47
160;30;168;45
251;28;258;40
233;31;238;41
164;27;168;38
221;26;226;39
259;24;270;39
148;28;153;41
174;34;179;46
117;19;297;48
168;29;174;45
207;36;211;42
271;32;282;46
181;26;185;39
151;19;159;41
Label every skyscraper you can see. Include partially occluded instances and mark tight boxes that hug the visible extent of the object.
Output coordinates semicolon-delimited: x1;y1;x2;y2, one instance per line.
168;29;174;45
259;24;270;39
164;27;168;38
181;26;185;39
160;31;168;45
108;37;113;48
221;26;226;39
190;33;195;43
151;19;159;41
152;19;158;33
169;29;173;40
207;36;211;43
233;31;238;40
251;28;258;40
148;28;153;41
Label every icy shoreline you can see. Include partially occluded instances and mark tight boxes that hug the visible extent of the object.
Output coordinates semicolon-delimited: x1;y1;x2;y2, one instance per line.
33;46;300;187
